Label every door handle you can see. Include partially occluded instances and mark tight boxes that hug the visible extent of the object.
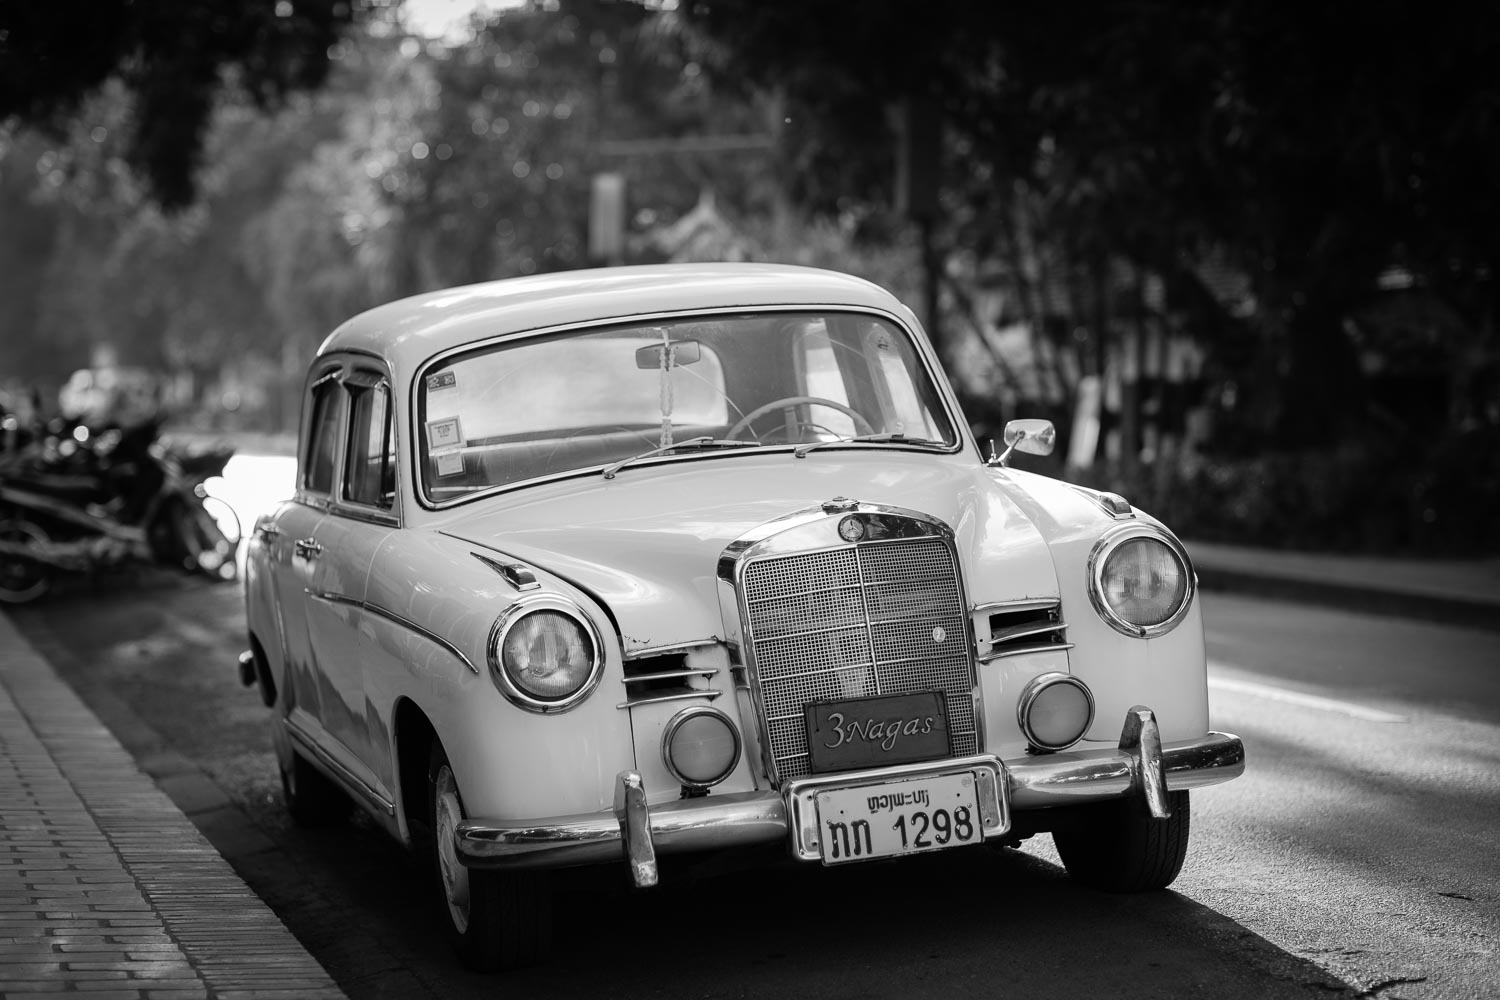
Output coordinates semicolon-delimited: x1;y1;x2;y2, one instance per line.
294;538;323;560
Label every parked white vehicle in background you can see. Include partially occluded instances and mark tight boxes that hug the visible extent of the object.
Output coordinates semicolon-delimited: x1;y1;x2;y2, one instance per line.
240;263;1244;971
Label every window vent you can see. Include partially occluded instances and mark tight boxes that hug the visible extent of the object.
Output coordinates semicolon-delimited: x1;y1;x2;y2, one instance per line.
618;646;722;709
978;600;1071;662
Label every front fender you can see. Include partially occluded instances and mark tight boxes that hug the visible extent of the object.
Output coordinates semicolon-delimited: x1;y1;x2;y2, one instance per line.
361;530;636;822
243;523;285;696
988;470;1209;743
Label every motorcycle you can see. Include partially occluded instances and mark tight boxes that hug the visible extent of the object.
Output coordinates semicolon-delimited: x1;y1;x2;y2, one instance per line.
0;415;241;604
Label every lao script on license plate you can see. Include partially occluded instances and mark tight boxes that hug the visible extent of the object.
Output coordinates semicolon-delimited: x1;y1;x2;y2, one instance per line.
815;770;981;865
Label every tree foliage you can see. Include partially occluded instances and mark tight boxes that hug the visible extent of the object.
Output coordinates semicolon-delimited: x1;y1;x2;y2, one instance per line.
0;0;780;418
681;0;1500;443
0;0;364;207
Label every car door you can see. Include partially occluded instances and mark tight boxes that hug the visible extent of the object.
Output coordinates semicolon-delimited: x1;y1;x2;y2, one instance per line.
269;365;342;731
303;370;400;805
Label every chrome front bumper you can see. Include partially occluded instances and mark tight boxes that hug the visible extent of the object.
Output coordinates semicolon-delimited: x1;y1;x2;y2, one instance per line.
455;708;1245;887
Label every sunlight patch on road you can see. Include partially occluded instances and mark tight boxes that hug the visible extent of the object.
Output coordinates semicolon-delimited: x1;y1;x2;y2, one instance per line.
1208;664;1408;723
211;454;297;531
204;455;297;577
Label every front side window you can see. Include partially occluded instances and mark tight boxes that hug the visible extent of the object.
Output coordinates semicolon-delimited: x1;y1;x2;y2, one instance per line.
417;312;957;503
343;379;395;510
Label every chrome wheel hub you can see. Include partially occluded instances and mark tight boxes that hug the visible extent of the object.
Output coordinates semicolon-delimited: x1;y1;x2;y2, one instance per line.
434;765;470;933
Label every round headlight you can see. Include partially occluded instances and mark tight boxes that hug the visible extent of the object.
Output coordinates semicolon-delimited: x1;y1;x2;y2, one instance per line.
1017;672;1095;752
1090;529;1193;637
662;707;741;790
488;597;603;712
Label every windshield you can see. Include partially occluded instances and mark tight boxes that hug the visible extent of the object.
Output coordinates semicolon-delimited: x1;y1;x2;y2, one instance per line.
417;311;958;502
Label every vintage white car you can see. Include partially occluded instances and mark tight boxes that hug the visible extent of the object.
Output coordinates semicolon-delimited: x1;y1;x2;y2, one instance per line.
241;263;1244;970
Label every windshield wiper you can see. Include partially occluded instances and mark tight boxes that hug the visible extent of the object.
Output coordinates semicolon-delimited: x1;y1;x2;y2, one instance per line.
793;433;949;459
601;436;758;479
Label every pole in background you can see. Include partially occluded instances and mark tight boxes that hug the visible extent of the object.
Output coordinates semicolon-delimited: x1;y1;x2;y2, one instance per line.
588;172;626;266
895;98;942;350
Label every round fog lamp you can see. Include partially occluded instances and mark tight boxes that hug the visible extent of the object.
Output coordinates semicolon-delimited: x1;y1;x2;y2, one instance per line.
1017;672;1095;752
662;707;741;789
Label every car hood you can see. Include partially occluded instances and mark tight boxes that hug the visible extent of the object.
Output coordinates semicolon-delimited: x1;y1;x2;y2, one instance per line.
439;452;1061;656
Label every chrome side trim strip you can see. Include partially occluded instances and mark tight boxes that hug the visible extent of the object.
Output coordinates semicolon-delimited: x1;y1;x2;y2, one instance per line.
978;642;1075;663
364;601;480;675
616;689;723;710
971;598;1058;616
623;640;720;661
622;669;719;685
283;716;395;817
329;505;400;528
307;588;360;608
307;589;480;674
987;621;1068;645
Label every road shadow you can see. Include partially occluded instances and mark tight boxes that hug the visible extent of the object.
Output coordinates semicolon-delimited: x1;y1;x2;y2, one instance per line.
9;578;1360;1000
252;810;1357;1000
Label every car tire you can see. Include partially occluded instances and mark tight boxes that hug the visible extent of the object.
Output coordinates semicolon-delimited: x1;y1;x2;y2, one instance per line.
1052;790;1191;892
279;752;352;827
427;741;552;972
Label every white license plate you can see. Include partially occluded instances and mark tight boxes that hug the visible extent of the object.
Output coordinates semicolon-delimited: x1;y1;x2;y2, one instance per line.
814;771;981;865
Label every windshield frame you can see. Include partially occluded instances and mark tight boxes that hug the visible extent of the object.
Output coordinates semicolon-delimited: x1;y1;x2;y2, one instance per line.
410;305;970;510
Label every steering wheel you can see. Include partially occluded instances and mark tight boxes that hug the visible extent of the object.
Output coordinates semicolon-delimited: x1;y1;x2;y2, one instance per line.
727;396;875;442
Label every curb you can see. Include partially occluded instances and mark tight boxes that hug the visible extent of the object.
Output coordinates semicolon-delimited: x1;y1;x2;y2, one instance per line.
0;609;348;999
1194;564;1500;633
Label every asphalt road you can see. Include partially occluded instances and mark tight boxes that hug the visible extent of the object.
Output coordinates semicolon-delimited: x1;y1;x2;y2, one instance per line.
9;574;1498;999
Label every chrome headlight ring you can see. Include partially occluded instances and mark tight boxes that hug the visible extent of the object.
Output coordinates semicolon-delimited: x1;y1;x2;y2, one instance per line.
486;594;606;714
1086;523;1196;639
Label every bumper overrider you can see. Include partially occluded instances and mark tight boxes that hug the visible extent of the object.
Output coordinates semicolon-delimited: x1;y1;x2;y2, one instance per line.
455;707;1245;887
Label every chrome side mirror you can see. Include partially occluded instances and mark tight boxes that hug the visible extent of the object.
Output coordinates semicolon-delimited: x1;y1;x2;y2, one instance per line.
988;418;1056;467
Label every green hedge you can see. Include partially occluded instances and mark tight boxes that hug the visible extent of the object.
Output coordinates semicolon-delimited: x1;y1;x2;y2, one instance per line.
1071;427;1500;556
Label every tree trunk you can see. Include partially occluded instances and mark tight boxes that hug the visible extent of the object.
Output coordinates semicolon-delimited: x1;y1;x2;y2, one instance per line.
1275;296;1365;447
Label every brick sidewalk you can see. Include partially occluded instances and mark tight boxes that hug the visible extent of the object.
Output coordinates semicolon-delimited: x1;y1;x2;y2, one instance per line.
0;613;346;1000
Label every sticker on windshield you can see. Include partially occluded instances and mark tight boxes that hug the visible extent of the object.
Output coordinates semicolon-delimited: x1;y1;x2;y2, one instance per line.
427;416;463;450
427;371;458;392
435;452;465;477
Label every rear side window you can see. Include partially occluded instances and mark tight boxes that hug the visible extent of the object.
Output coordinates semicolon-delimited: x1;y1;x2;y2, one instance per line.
303;378;342;496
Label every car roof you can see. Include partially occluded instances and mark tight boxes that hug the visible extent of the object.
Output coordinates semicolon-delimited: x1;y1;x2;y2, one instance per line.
316;263;916;375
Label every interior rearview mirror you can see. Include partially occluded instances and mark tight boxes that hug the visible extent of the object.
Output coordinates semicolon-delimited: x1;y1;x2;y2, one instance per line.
635;340;702;369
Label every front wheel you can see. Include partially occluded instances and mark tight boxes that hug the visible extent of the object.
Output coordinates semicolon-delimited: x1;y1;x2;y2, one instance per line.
1052;790;1191;892
428;742;551;972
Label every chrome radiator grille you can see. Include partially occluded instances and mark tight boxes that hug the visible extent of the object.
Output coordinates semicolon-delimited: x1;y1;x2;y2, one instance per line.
742;537;976;783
